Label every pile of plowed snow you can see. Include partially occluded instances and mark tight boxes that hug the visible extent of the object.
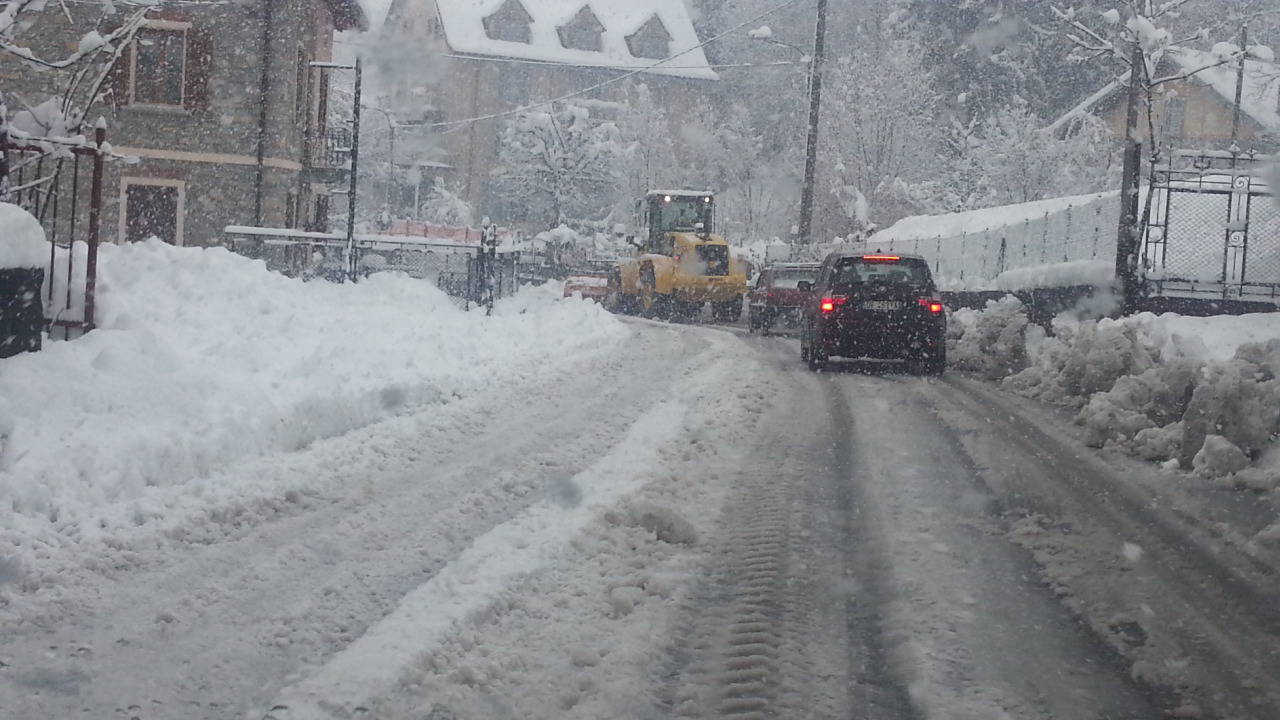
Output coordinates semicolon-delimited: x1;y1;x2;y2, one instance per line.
0;240;625;534
949;298;1280;496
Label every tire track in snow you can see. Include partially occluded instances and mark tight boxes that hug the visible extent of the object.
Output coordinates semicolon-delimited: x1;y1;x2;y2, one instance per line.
259;330;749;720
927;376;1280;718
662;357;917;720
0;329;697;720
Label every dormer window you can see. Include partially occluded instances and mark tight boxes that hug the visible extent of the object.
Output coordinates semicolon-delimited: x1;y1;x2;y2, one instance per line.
626;14;671;60
558;5;604;52
482;0;532;44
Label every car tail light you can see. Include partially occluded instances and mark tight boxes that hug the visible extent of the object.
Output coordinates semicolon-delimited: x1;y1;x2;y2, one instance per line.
918;298;944;314
862;255;900;262
821;296;846;313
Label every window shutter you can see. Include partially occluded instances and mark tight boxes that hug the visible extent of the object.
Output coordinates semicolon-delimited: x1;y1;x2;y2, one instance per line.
184;28;213;111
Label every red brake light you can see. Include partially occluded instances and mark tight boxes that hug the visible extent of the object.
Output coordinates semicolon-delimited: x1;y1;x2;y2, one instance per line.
820;296;846;313
862;255;900;262
918;298;944;314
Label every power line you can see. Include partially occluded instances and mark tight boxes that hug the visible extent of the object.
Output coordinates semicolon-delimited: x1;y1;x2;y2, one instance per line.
440;53;806;71
428;0;813;132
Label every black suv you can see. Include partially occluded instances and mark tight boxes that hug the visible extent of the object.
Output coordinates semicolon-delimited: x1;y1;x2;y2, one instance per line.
799;252;946;374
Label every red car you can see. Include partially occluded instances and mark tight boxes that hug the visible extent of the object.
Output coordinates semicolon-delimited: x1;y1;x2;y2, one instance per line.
748;263;821;333
563;273;610;303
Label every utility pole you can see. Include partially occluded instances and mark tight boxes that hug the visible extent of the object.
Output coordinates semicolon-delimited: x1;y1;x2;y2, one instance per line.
1115;41;1144;316
796;0;828;244
1229;24;1248;146
346;57;363;282
0;93;9;202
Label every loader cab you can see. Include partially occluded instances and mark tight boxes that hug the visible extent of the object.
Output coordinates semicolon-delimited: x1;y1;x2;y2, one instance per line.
640;191;714;254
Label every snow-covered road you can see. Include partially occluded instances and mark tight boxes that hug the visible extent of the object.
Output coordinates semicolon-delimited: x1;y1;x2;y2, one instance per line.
3;319;1278;719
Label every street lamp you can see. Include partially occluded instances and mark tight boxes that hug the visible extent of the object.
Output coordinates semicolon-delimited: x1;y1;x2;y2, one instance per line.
749;0;828;245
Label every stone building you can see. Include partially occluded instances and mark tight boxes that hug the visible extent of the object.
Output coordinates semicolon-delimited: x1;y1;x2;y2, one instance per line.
380;0;717;224
1;0;367;247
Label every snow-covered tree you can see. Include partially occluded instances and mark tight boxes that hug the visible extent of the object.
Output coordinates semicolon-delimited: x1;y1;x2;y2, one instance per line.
1050;1;1265;153
818;33;943;234
495;101;623;228
421;177;472;226
950;99;1119;206
610;82;677;225
0;1;157;141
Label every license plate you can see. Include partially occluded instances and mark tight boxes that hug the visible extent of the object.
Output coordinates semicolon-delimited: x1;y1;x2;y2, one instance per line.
861;300;903;311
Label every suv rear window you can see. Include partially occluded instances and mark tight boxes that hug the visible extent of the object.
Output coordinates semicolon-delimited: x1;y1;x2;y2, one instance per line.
771;269;818;288
829;257;932;292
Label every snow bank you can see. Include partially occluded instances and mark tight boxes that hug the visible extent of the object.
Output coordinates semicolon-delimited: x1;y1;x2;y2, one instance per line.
993;259;1115;291
0;240;626;533
951;302;1280;500
0;202;47;269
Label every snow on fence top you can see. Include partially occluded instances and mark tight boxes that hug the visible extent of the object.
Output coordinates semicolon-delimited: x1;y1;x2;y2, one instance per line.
437;0;718;80
865;191;1121;291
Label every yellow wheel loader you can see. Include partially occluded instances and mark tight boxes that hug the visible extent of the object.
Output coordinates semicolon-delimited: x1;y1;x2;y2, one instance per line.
607;191;749;322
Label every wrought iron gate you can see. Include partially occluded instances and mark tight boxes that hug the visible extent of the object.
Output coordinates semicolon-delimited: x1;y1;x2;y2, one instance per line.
1142;148;1279;303
0;125;108;337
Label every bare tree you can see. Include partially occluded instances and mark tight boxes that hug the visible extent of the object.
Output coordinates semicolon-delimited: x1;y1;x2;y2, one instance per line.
1;0;164;197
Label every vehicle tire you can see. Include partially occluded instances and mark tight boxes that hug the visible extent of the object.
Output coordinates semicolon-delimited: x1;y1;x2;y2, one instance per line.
806;324;826;371
712;299;742;323
924;345;946;376
639;265;668;320
808;345;826;372
675;301;701;322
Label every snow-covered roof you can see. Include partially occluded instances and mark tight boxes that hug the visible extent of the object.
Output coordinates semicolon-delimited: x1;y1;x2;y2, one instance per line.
1050;46;1280;135
1167;47;1279;134
434;0;718;80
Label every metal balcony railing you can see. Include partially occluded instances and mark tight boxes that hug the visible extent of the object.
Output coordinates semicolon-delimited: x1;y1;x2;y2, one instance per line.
307;126;352;169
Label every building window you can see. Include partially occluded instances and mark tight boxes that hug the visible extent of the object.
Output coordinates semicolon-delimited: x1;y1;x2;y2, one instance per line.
114;20;212;111
482;0;533;44
122;179;184;245
1162;96;1186;140
626;15;672;60
558;6;604;52
134;27;187;106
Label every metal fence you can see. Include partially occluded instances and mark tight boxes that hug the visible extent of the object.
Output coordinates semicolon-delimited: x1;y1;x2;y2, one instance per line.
1;126;107;338
221;229;518;306
867;193;1121;290
1141;149;1279;303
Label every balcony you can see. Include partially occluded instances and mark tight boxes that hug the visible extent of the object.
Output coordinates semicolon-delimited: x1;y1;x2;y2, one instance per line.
303;126;353;183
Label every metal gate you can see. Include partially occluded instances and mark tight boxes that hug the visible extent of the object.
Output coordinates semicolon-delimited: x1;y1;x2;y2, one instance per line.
1142;148;1279;303
0;125;108;337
